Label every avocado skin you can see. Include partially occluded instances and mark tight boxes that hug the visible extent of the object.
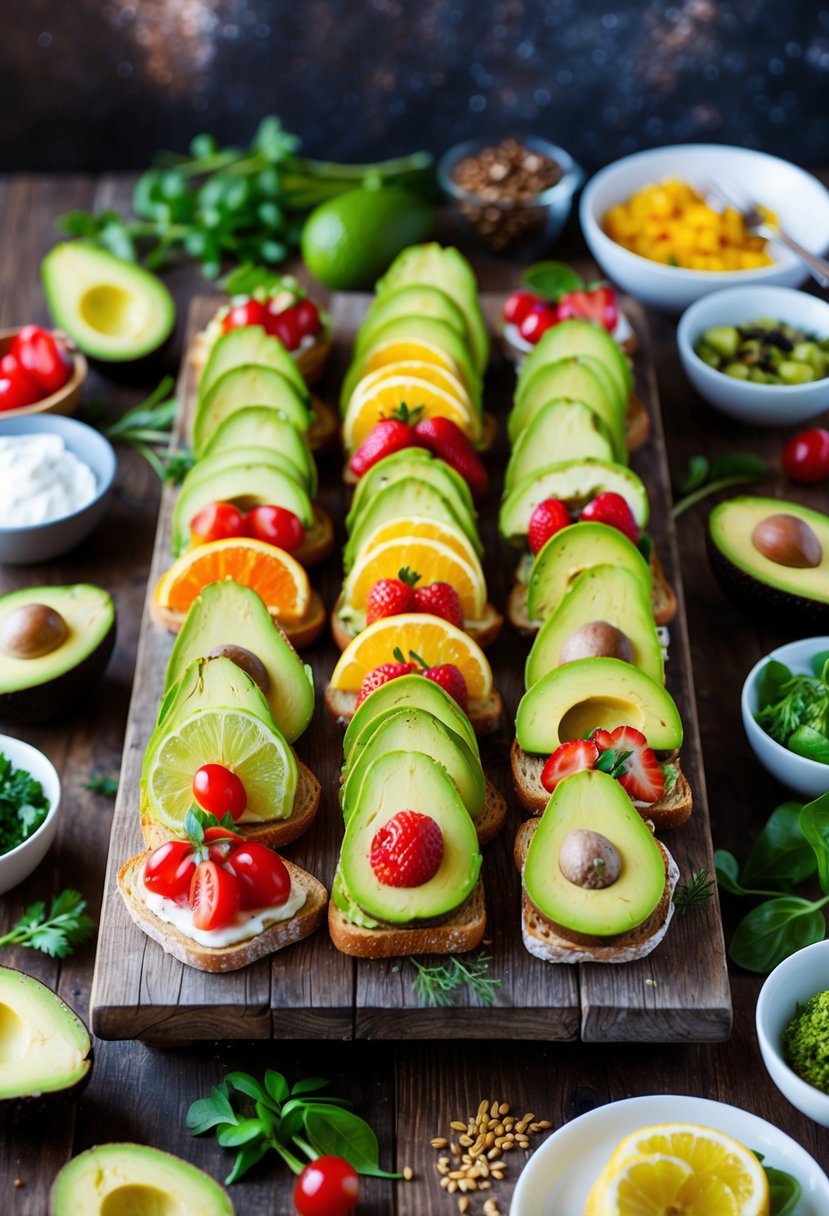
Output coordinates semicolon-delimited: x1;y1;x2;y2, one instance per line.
706;530;829;628
0;619;116;726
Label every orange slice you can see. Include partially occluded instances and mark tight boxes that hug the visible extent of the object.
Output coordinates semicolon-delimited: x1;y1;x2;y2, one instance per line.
343;374;480;452
329;612;493;697
366;340;460;378
343;537;486;619
154;538;310;624
356;360;474;407
357;517;483;570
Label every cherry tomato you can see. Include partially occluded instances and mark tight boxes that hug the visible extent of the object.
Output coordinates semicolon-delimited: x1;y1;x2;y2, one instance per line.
189;501;249;545
228;842;291;908
189;859;240;931
204;824;244;863
782;427;829;484
246;505;305;551
265;302;302;350
143;840;196;899
293;1156;360;1216
222;298;269;334
0;353;43;410
192;764;247;821
518;301;559;344
294;297;322;338
10;325;72;394
503;290;538;326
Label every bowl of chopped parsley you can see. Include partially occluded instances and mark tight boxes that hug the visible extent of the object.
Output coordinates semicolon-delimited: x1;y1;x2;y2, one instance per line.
0;734;60;895
741;637;829;799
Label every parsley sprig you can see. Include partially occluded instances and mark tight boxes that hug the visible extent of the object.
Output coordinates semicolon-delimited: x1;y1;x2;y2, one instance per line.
84;773;118;798
0;890;94;958
409;953;502;1007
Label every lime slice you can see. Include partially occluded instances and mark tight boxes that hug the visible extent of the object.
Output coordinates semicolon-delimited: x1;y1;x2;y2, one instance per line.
143;708;297;831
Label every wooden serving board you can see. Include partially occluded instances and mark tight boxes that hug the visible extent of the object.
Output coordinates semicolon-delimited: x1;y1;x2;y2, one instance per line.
90;293;731;1043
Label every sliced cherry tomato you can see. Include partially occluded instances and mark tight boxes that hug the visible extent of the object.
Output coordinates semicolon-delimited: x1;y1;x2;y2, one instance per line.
192;764;247;821
10;325;73;395
265;301;302;350
503;290;538;326
143;840;196;899
0;353;43;410
189;501;249;545
222;298;269;334
518;301;559;344
204;824;244;862
293;1156;360;1216
782;427;829;484
556;285;619;332
294;297;322;338
189;859;240;931
245;505;305;551
227;842;291;908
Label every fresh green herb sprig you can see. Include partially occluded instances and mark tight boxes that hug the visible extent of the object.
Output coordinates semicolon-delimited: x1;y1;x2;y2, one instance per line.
715;795;829;972
0;752;51;854
83;377;179;479
755;1152;802;1216
671;453;765;518
84;772;118;798
754;651;829;759
0;890;94;957
673;867;715;916
187;1069;401;1185
409;953;502;1007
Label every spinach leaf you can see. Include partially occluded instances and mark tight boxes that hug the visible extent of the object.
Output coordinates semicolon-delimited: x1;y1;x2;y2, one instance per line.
788;725;829;765
740;802;815;889
800;794;829;893
811;650;829;678
756;660;792;713
303;1107;401;1179
765;1165;802;1216
728;897;828;972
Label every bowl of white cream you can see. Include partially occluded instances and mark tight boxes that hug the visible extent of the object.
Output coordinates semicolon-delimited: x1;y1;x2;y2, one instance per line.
0;415;116;563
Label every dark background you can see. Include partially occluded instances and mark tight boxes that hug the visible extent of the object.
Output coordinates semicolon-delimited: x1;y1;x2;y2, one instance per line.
3;0;829;172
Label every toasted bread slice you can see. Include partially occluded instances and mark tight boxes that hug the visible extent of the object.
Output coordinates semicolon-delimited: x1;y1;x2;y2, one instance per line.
625;392;650;452
140;757;321;851
513;817;679;964
324;684;503;737
329;594;503;652
294;505;335;568
118;852;328;973
509;737;693;829
151;589;327;649
327;878;487;958
476;777;508;845
308;396;339;453
295;336;332;386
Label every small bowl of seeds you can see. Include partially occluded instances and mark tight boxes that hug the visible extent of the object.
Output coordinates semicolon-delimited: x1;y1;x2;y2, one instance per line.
437;136;583;257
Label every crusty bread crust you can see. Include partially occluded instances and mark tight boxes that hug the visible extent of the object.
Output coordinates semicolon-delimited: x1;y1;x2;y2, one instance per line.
293;505;335;568
151;589;327;649
295;337;332;386
324;684;503;737
327;879;487;958
625;392;650;452
118;851;328;973
476;777;508;845
329;594;503;652
513;817;679;964
307;396;339;453
509;738;693;829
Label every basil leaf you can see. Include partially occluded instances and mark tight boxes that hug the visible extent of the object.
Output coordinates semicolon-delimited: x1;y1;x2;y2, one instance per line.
756;660;792;713
291;1076;330;1096
303;1107;401;1178
708;453;766;480
765;1165;802;1216
741;802;815;889
799;793;829;894
225;1140;269;1185
264;1070;289;1106
217;1118;265;1148
277;1105;306;1144
810;650;829;678
186;1086;238;1134
225;1072;267;1103
522;260;583;300
728;897;827;973
677;455;709;496
788;725;829;765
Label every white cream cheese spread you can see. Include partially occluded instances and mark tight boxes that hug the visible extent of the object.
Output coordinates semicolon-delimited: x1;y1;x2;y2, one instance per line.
0;433;97;526
142;871;307;948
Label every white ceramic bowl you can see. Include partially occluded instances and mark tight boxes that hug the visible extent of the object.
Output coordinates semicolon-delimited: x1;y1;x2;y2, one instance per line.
677;286;829;425
0;733;61;895
741;636;829;799
756;940;829;1127
580;144;829;311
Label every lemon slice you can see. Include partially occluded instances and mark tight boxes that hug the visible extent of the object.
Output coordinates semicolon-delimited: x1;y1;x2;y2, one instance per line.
343;535;486;619
355;516;482;570
343;372;481;451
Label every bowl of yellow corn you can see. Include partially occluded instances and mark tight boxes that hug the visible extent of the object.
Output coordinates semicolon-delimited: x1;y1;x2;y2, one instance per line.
580;144;829;311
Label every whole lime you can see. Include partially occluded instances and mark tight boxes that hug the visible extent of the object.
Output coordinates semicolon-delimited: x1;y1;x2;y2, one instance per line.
301;185;434;289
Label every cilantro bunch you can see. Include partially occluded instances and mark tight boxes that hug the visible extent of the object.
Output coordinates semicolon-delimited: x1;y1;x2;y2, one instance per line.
0;751;51;855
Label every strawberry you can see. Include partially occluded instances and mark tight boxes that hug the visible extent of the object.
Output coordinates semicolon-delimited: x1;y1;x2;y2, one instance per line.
601;725;665;804
528;498;572;555
408;649;469;712
540;739;599;793
589;727;615;752
349;403;423;478
370;810;445;887
413;581;464;628
412;416;488;502
557;285;619;333
354;659;418;708
365;567;420;625
579;492;640;545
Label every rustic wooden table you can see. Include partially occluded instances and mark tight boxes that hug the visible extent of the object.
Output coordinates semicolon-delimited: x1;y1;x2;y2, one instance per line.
1;173;827;1214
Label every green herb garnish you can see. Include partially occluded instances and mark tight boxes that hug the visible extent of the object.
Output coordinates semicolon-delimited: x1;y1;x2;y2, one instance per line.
84;773;118;798
410;953;502;1007
0;890;94;957
83;377;179;479
671;453;765;518
754;656;829;752
0;751;51;854
673;867;715;916
187;1069;401;1185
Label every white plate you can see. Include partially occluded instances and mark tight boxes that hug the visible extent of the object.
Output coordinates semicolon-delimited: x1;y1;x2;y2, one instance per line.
511;1094;829;1216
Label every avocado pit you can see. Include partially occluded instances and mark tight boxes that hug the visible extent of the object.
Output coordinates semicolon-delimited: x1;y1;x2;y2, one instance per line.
0;603;68;661
559;828;621;890
558;620;633;665
205;644;270;694
751;513;822;569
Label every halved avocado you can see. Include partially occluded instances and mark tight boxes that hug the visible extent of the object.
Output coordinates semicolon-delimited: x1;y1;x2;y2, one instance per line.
346;449;476;532
341;707;484;820
50;1143;233;1216
201;406;317;492
524;769;665;939
343;672;479;759
525;565;664;687
0;585;115;725
171;463;313;556
517;318;632;402
156;654;274;729
527;523;652;621
499;459;649;545
505;400;618;492
164;582;314;743
342;315;481;408
193;365;312;456
339;750;481;924
708;496;829;626
185;445;314;496
41;243;175;362
362;284;469;347
0;967;91;1126
508;358;625;449
199;325;307;404
344;480;483;571
515;657;683;754
375;243;489;374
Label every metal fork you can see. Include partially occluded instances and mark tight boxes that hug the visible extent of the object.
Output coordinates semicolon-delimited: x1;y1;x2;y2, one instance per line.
705;179;829;289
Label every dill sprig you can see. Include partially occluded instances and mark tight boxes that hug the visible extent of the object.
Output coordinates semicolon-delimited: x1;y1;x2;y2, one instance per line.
673;868;715;917
755;673;829;745
410;953;502;1007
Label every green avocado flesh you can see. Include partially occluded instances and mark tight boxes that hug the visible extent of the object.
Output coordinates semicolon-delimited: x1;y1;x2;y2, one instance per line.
341;708;484;820
199;325;306;404
516;657;683;755
50;1142;233;1215
343;673;479;759
375;243;490;374
517;317;632;402
0;584;114;698
157;654;273;729
171;462;313;556
524;769;665;938
0;968;90;1106
527;523;652;622
342;314;481;410
201;406;317;491
186;444;315;497
499;459;649;544
41;243;175;361
505;401;618;492
508;359;625;451
193;366;312;455
339;750;481;923
347;449;476;530
344;480;482;570
709;497;829;607
362;284;468;348
164;582;314;743
525;565;664;688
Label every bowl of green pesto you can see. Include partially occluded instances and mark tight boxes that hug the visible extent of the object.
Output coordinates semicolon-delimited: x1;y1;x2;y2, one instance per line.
757;939;829;1127
0;734;61;895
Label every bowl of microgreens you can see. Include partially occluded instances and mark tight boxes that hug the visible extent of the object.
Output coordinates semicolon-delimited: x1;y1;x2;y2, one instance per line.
0;734;61;895
741;637;829;799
